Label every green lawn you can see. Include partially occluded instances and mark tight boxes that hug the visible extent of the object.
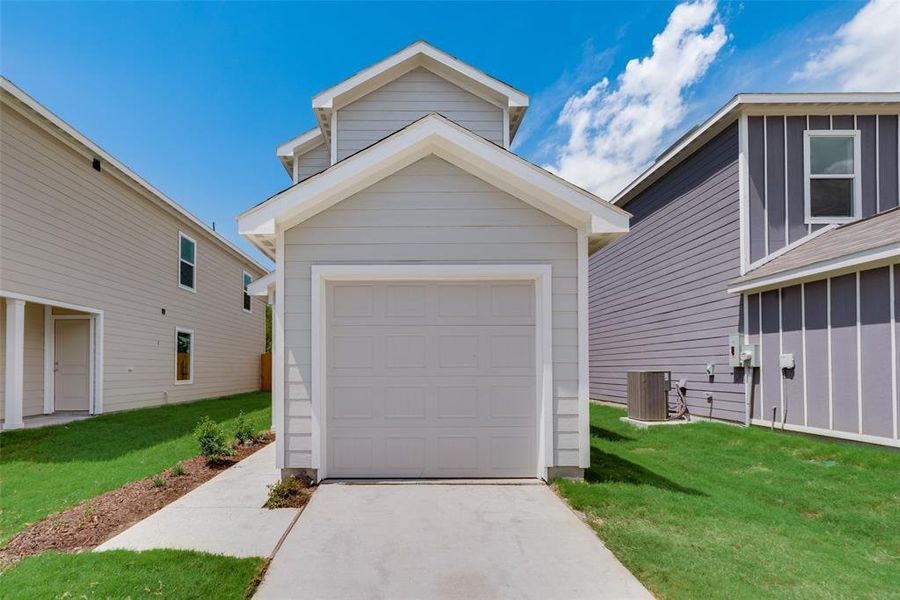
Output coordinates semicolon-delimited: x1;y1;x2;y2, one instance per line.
0;391;271;545
0;550;264;599
556;404;900;600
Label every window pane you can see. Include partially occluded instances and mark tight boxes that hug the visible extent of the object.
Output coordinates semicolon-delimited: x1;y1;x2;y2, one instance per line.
180;261;195;288
180;236;195;263
244;293;252;311
810;136;854;175
243;273;252;288
810;179;853;217
176;331;192;381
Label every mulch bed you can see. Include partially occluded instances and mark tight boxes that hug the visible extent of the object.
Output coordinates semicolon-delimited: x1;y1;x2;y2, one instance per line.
0;433;275;564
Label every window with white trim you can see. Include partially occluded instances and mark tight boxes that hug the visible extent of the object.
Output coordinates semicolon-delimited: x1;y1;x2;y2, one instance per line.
175;327;193;384
243;271;253;313
804;130;861;224
179;232;196;291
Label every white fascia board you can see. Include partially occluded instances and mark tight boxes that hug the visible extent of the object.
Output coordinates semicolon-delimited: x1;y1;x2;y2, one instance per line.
311;41;529;111
276;128;325;158
237;115;628;239
0;77;269;275
247;271;275;296
614;92;900;207
727;242;900;294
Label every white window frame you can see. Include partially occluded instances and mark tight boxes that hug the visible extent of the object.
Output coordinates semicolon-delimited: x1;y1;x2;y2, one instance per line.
803;130;862;225
178;232;197;292
242;270;253;314
174;326;194;385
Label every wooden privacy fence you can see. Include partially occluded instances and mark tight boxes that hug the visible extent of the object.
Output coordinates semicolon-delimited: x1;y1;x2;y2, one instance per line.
260;352;272;391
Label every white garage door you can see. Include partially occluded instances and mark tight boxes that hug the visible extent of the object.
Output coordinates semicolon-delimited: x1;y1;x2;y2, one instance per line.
326;281;537;478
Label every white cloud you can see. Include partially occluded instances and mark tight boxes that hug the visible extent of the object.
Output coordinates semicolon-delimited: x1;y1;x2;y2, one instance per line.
545;0;727;199
793;0;900;91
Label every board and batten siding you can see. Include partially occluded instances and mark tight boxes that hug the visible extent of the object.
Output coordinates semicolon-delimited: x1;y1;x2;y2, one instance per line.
335;67;504;161
744;264;899;445
588;123;746;421
0;102;267;413
281;155;580;468
295;142;330;183
747;112;900;264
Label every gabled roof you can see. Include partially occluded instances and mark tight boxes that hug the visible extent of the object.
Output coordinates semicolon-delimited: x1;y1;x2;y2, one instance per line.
238;113;629;260
728;207;900;293
0;76;269;273
275;128;324;176
310;40;529;145
614;92;900;207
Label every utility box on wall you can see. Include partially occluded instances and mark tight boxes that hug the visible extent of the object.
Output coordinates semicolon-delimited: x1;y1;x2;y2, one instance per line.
627;371;670;422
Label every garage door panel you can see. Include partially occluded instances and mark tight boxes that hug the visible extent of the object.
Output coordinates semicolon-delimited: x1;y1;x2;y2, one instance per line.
326;280;537;478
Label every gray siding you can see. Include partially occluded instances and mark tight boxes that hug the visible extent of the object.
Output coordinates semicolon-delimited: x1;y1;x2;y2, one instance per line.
295;142;330;183
747;264;898;443
282;156;580;468
747;112;900;264
0;100;267;414
335;67;504;161
588;123;745;421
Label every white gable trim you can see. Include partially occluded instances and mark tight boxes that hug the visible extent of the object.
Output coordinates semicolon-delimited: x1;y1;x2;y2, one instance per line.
238;114;629;243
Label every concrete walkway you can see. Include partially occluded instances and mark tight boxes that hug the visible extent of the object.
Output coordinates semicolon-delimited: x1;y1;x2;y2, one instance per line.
255;482;652;600
96;443;297;558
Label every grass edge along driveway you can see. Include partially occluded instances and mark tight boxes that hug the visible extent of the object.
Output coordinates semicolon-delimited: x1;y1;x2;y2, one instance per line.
0;391;271;545
0;549;265;600
556;404;900;600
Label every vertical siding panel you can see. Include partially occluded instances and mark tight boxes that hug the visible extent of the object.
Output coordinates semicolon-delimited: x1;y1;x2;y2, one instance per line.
785;116;808;243
804;280;830;429
748;117;766;263
781;285;804;425
858;115;878;218
830;273;859;433
747;293;761;420
808;115;831;130
831;115;854;130
895;265;900;439
761;290;781;421
859;267;893;438
765;117;786;254
877;114;899;210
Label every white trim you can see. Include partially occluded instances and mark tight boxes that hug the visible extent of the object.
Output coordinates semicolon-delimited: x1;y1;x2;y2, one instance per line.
276;128;325;159
613;92;900;207
4;299;25;429
238;114;629;244
763;115;769;254
750;419;900;448
242;270;254;314
174;327;194;385
759;294;764;416
502;109;510;149
43;305;53;414
0;77;269;274
178;231;197;293
292;154;299;184
876;115;881;212
738;113;750;274
801;283;808;427
891;265;898;439
247;271;275;296
803;129;862;225
744;222;838;274
779;287;784;422
330;110;338;165
309;264;554;481
728;243;900;293
273;228;285;468
577;228;590;468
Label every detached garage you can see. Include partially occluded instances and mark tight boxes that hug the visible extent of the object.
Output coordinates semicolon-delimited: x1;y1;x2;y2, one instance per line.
237;43;630;481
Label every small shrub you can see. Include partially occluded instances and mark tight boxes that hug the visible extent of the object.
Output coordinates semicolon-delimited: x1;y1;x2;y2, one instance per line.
264;478;305;509
151;476;166;488
170;462;187;477
234;411;256;445
194;416;234;462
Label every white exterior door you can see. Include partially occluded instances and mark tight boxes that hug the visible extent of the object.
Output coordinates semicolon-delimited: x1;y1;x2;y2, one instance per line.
325;281;537;478
54;319;91;411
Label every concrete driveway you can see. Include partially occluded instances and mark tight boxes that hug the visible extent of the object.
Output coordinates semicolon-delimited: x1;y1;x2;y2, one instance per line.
255;482;652;600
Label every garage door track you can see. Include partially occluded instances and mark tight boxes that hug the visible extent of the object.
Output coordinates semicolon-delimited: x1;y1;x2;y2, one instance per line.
255;482;651;600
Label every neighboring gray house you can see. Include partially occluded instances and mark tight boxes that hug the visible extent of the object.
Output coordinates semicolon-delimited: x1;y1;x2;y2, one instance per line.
590;93;900;447
238;41;630;480
0;77;269;430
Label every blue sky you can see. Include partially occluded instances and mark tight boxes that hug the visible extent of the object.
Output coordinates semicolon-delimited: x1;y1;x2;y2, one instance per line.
2;1;895;266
